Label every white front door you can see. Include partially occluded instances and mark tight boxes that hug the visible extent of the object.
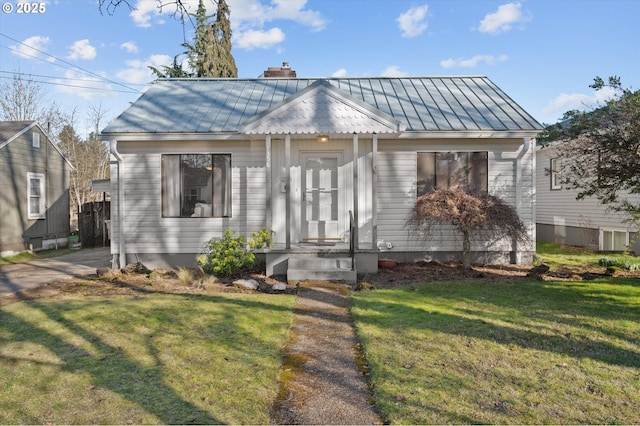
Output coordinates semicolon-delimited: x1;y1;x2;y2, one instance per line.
302;154;340;241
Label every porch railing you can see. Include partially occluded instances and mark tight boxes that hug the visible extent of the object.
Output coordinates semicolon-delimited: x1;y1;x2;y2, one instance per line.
349;210;355;271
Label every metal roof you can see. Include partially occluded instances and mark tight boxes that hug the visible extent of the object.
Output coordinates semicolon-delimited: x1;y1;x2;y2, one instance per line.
101;77;542;135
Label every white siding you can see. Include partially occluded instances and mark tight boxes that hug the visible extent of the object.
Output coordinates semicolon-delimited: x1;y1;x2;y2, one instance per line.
111;140;267;255
536;145;639;231
376;138;536;254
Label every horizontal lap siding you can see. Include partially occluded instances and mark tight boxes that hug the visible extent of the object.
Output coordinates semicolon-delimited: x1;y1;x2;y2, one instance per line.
536;147;638;231
377;140;530;252
114;141;266;254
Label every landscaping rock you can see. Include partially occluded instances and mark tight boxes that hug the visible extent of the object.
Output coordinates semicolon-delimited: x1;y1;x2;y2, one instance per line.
272;283;287;291
233;278;259;290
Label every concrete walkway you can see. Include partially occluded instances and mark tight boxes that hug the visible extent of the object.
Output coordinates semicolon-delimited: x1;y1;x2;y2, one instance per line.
270;282;382;425
0;247;111;297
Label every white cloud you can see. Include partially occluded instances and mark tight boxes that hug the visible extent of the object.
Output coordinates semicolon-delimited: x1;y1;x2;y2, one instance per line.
440;54;508;69
116;54;172;84
396;4;429;38
542;86;619;121
120;41;139;53
479;2;530;35
332;68;348;78
54;70;115;100
235;28;285;50
230;0;328;32
10;35;50;59
130;0;168;28
67;39;97;60
381;66;409;78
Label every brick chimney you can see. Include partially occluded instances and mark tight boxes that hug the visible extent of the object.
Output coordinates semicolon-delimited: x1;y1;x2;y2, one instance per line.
263;62;296;78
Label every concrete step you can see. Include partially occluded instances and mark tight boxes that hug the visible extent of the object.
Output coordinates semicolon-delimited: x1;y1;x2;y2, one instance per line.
287;256;357;284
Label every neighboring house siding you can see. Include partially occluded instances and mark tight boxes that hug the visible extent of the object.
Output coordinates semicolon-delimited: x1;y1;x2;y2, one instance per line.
110;140;267;259
376;138;535;260
0;124;70;254
536;145;640;252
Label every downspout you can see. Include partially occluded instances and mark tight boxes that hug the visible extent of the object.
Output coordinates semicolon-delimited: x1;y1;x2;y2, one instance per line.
514;137;532;263
109;140;126;269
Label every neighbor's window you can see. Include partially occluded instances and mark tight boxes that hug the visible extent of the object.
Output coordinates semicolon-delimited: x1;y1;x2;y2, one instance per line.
161;154;231;218
550;158;562;190
27;172;46;219
32;132;40;148
417;151;488;196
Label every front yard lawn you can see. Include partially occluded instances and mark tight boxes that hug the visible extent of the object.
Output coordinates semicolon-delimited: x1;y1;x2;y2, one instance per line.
0;291;295;424
351;277;640;424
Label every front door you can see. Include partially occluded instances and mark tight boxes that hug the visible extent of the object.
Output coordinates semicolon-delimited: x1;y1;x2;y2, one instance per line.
302;154;340;241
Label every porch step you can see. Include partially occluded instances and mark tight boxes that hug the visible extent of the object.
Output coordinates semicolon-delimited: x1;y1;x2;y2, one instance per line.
287;256;357;284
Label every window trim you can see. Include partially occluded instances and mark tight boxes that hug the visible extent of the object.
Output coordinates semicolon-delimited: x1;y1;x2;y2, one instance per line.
161;153;232;218
32;132;40;148
550;158;562;190
27;172;46;220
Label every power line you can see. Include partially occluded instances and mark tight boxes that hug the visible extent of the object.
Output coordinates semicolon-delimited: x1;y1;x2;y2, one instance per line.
0;70;149;89
0;33;143;94
0;75;141;94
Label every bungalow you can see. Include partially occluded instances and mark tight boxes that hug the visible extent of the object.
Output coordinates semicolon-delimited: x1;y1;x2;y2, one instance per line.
101;66;542;278
0;121;72;256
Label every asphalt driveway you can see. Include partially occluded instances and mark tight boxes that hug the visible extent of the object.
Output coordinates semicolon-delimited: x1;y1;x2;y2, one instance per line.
0;247;112;297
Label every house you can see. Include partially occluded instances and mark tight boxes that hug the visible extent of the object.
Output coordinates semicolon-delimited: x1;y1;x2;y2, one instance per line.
101;67;542;278
536;143;640;252
0;121;72;256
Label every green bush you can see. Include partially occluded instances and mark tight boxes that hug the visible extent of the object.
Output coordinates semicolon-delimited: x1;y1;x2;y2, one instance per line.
598;257;640;271
249;229;274;249
197;230;255;276
197;229;274;276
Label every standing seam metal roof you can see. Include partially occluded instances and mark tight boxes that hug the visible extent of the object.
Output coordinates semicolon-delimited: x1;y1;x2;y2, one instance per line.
101;76;542;134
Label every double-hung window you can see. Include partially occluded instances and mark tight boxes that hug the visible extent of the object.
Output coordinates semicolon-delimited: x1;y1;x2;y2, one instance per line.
27;172;46;219
417;151;488;196
161;154;231;218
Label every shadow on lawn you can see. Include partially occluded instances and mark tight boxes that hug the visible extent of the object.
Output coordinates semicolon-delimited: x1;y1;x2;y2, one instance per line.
0;291;293;424
355;279;640;369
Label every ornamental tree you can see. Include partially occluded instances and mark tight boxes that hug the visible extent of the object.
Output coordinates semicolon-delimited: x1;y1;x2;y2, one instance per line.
538;76;640;227
406;187;529;268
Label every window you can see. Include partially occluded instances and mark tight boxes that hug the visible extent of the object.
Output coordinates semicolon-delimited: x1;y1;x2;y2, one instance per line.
550;158;562;190
417;151;488;196
32;132;40;148
161;154;231;218
601;229;631;251
27;172;45;219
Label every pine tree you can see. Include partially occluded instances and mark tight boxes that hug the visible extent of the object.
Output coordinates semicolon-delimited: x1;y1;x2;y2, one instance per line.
211;0;237;78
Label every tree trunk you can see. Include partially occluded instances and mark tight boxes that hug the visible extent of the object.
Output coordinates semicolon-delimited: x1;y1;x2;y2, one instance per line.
462;229;471;268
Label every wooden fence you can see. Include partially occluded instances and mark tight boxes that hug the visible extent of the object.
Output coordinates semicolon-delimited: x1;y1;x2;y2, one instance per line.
78;200;111;248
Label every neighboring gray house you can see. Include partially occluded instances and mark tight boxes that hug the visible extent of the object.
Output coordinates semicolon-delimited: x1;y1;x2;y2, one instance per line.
536;143;640;253
101;71;542;278
0;121;72;256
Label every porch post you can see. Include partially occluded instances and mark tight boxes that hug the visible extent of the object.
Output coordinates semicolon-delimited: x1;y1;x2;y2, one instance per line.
285;133;291;249
352;133;359;249
372;133;378;250
265;135;272;233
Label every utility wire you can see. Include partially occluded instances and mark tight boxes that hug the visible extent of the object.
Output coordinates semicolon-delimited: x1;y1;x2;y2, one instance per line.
0;33;143;94
0;75;141;94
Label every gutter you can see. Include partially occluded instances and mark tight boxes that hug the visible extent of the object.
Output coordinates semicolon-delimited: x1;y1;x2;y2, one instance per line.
109;140;127;269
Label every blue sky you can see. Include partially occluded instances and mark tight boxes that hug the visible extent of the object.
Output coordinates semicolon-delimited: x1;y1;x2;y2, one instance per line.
1;0;638;136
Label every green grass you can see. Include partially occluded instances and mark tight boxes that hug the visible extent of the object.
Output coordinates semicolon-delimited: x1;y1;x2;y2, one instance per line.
536;241;638;269
351;278;640;424
0;291;295;424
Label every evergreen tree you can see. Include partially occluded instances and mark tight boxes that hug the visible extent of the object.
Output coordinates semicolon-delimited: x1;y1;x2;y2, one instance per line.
211;0;237;78
185;0;237;78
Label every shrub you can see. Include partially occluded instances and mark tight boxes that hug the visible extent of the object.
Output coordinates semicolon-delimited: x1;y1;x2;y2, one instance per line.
598;257;640;271
249;229;274;249
197;230;255;276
